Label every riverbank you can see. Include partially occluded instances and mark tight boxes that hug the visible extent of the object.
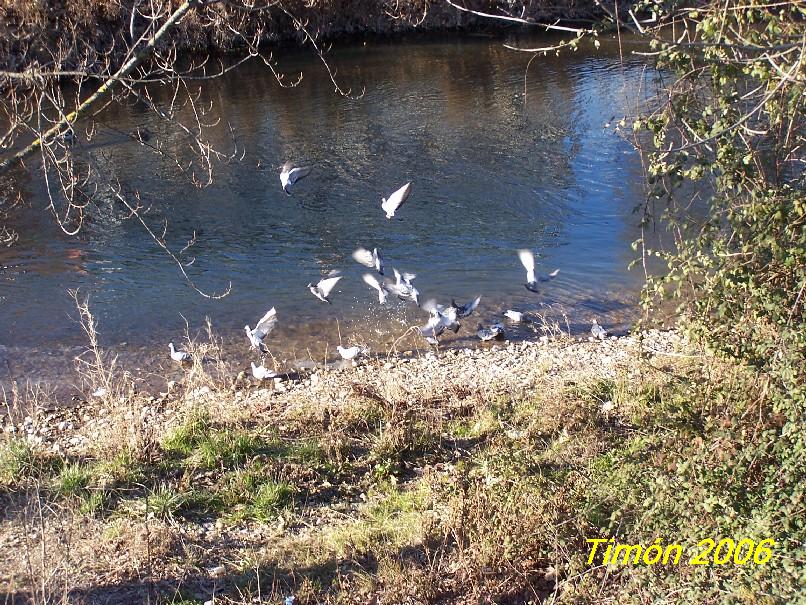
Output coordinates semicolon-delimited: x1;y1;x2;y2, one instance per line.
1;0;606;75
3;327;800;603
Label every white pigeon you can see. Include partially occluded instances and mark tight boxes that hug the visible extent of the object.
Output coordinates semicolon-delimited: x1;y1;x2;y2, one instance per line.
352;247;384;275
387;268;419;306
251;362;277;380
518;249;560;293
423;299;460;333
504;310;524;322
362;273;388;304
244;307;277;352
419;314;446;345
279;161;311;195
381;182;412;219
591;319;608;340
169;342;191;362
308;275;343;303
451;296;481;319
337;345;363;360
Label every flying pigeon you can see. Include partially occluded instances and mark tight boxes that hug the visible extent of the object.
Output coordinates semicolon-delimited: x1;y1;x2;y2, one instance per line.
308;275;343;303
362;273;388;304
337;345;363;360
169;342;191;362
518;249;560;293
423;299;461;333
352;247;384;275
477;323;505;341
387;268;419;306
280;161;311;195
451;296;481;319
251;362;277;380
381;182;412;219
591;319;608;340
419;314;446;345
244;307;277;352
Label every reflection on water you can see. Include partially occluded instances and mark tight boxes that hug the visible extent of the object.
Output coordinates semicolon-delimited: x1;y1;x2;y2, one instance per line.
0;34;660;400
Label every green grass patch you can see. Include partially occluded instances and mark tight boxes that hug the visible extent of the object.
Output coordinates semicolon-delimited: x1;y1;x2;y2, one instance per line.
161;409;212;456
54;461;93;498
0;438;36;488
121;484;189;520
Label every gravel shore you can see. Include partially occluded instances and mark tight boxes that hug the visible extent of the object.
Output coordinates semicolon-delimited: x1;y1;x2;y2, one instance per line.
2;329;689;455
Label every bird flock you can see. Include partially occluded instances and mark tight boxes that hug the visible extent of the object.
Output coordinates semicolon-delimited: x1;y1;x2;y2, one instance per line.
168;164;609;379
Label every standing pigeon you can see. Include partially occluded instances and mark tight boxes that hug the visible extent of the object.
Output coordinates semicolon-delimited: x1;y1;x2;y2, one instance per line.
337;345;363;360
362;273;388;304
451;296;481;319
504;310;524;322
518;249;560;293
387;268;419;306
477;323;505;341
381;182;412;219
352;247;384;275
251;362;277;380
280;161;311;195
244;307;277;352
591;319;608;340
169;342;191;362
308;275;343;303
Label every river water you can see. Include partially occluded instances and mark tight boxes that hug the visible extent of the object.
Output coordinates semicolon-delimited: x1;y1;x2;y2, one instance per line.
0;34;660;403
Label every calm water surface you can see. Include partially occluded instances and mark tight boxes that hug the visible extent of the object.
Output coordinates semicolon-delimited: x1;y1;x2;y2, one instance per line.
0;35;659;400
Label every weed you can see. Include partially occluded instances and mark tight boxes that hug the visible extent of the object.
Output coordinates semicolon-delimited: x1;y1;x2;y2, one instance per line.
0;438;36;488
54;462;92;498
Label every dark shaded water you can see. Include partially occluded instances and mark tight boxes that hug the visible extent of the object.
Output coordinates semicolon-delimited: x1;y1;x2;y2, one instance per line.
0;34;660;401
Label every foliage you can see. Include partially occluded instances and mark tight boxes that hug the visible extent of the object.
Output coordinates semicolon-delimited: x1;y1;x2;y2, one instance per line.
634;0;805;395
627;1;805;600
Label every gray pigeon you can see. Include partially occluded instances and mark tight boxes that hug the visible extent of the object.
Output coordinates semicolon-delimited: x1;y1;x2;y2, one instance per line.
477;323;505;341
387;268;419;306
244;307;277;352
591;319;608;339
451;296;481;318
280;161;312;195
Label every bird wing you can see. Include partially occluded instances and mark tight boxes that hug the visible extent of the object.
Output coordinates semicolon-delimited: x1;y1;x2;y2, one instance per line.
539;268;560;281
460;296;481;317
518;249;536;283
393;268;403;284
352;248;375;268
288;166;312;184
317;276;343;298
254;307;277;339
402;272;416;284
381;182;412;216
420;314;444;336
373;248;383;274
362;273;383;292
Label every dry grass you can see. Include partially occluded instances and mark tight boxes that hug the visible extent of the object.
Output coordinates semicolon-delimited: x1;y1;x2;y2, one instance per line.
3;310;793;604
